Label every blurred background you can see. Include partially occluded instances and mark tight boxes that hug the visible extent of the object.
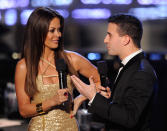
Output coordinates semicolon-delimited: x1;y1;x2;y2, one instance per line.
0;0;167;130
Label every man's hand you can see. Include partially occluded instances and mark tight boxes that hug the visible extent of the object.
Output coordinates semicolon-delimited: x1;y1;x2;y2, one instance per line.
97;86;111;99
71;75;96;100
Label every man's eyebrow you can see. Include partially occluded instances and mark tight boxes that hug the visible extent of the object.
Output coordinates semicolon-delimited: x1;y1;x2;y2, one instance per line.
107;32;111;36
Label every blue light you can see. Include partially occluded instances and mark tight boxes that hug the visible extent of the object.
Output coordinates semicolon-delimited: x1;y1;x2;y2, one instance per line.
31;0;73;6
72;9;111;19
0;11;1;21
149;54;162;60
16;0;29;7
31;0;50;7
5;9;17;26
129;6;167;21
87;53;101;60
0;0;29;9
102;0;132;4
81;0;101;4
20;9;33;25
102;0;112;4
20;9;69;25
56;9;69;18
52;0;73;6
137;0;152;5
0;0;14;9
158;5;167;18
138;0;167;5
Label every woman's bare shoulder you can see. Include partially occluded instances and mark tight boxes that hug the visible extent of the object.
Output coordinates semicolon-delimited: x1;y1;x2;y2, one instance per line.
65;50;84;59
16;58;26;71
65;50;80;56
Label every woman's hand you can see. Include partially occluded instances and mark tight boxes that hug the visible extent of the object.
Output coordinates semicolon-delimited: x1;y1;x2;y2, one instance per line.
51;89;69;106
71;95;87;118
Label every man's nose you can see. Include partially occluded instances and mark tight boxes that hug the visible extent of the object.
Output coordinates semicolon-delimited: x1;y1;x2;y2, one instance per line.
104;36;108;44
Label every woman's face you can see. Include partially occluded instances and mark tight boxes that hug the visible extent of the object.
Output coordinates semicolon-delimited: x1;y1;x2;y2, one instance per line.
44;17;62;49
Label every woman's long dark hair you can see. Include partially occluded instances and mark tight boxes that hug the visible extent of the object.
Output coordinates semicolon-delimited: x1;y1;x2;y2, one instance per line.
22;7;77;98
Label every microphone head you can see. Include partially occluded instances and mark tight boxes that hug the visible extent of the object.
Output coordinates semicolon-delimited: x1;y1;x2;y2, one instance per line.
56;59;67;71
97;61;108;75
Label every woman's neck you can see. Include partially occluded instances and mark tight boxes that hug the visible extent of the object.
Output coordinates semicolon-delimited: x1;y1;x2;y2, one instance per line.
42;47;55;61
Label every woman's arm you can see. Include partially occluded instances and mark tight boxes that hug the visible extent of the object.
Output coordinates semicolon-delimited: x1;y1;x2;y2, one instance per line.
67;51;100;85
66;51;100;116
70;52;111;97
15;59;68;118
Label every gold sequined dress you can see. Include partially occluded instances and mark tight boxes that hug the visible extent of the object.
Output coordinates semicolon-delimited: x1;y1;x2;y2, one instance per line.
28;74;79;131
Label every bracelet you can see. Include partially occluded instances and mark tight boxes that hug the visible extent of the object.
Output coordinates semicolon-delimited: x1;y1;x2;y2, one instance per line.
36;103;45;115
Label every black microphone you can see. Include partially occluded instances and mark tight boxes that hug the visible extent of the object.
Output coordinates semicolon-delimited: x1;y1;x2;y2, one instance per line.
97;61;109;88
56;59;67;90
56;59;67;106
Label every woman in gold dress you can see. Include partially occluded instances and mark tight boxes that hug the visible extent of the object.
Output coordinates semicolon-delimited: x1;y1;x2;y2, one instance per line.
15;7;100;131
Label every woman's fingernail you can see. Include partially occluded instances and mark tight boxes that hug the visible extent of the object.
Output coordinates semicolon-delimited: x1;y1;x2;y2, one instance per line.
64;92;68;96
70;115;73;119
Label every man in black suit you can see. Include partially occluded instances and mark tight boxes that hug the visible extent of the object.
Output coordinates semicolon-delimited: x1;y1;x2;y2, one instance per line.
71;14;158;131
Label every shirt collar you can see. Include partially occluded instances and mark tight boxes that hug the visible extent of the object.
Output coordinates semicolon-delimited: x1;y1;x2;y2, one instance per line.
121;49;143;66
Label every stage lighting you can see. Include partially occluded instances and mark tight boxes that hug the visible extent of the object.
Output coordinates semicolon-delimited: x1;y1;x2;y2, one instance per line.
81;0;101;4
56;9;69;18
72;8;111;19
5;9;17;26
20;9;33;25
149;54;162;60
87;53;101;60
102;0;132;4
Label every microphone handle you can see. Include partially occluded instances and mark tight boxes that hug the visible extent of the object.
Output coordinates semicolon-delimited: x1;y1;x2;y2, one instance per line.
100;75;109;92
58;71;67;106
58;71;67;89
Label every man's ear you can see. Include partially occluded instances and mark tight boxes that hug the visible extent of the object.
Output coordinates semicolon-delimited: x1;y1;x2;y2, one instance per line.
122;35;130;46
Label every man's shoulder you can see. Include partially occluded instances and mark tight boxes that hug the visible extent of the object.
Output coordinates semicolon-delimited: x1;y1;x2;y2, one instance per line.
137;58;157;79
127;58;156;78
139;59;154;71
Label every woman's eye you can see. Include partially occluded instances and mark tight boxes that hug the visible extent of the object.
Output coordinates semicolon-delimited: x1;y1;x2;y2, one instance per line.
49;28;61;33
49;29;55;33
57;28;61;33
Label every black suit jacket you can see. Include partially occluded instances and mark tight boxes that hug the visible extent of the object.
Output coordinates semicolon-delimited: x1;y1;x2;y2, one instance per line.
88;52;158;131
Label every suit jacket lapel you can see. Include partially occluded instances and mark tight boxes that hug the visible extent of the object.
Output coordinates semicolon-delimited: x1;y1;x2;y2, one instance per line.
112;52;145;96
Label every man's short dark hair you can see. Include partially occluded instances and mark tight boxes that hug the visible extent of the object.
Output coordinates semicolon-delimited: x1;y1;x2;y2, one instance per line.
108;14;143;48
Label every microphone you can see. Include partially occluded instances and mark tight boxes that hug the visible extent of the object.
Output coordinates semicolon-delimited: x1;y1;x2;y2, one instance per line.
56;59;67;106
56;59;67;90
97;61;109;88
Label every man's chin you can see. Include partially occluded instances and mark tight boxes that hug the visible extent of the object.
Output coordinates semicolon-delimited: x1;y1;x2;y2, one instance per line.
108;51;113;55
108;51;117;56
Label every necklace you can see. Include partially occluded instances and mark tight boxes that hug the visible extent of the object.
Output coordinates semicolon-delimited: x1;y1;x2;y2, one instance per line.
40;57;56;69
40;57;56;75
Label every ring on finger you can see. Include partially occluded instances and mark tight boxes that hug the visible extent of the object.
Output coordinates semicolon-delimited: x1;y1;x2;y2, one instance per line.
64;92;68;96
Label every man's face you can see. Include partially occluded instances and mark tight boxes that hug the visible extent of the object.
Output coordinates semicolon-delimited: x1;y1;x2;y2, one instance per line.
104;23;123;56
